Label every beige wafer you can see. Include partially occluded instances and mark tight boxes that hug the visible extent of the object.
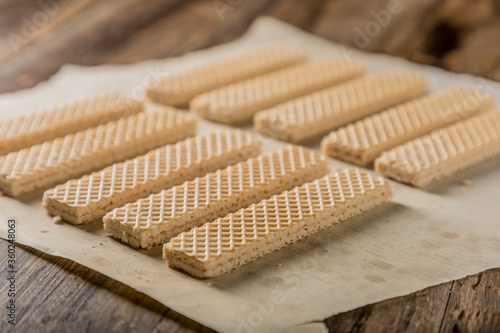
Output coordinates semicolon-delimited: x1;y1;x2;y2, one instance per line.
0;92;143;155
145;43;309;106
104;146;328;249
375;110;500;187
322;87;495;166
0;108;196;197
254;70;428;143
43;131;261;225
190;57;365;124
164;169;393;278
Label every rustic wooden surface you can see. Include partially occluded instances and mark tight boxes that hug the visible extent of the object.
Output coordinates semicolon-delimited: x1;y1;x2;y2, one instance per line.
1;0;500;332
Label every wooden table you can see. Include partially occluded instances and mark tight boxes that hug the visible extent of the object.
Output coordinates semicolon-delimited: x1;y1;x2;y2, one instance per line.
1;0;499;331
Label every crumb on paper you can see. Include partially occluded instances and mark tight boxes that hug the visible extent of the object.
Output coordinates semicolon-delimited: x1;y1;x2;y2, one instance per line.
278;263;282;267
206;282;213;287
90;245;96;248
40;229;48;233
52;216;63;224
99;242;104;245
462;179;473;186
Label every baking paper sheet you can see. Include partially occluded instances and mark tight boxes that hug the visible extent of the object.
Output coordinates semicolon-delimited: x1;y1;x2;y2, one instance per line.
1;17;499;333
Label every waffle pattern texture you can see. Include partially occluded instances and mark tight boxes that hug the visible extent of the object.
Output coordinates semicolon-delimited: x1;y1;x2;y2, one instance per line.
190;57;365;124
0;92;143;155
145;43;309;106
104;146;328;249
164;168;393;278
375;110;500;187
0;108;196;197
254;70;428;143
43;130;261;225
322;87;495;165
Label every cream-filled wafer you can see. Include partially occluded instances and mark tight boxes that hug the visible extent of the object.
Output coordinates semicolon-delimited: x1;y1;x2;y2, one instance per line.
145;43;308;106
104;146;328;249
322;87;495;166
0;108;196;197
43;131;261;225
190;57;364;124
255;70;427;143
375;110;500;187
164;169;393;278
0;92;143;155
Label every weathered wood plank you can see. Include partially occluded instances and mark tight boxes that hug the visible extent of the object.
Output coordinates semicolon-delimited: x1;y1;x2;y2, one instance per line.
325;281;452;332
0;1;499;332
0;239;209;332
440;270;500;332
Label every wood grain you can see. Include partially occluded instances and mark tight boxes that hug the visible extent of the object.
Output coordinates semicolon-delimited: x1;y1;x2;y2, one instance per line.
1;0;499;332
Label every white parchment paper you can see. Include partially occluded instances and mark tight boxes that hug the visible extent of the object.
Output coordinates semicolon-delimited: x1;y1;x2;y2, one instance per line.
1;17;499;333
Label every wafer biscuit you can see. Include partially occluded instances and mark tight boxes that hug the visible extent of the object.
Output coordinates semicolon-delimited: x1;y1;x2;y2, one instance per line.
375;110;500;187
0;92;143;155
145;43;309;106
0;108;196;197
190;57;365;124
164;169;393;278
43;131;261;225
254;70;427;143
104;146;328;249
322;87;495;166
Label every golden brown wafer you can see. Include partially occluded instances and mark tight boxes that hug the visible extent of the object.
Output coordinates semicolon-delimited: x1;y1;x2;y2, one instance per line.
104;146;328;249
190;57;364;124
375;110;500;187
164;169;393;278
254;70;427;143
0;108;196;197
43;130;261;225
145;43;309;106
322;87;495;166
0;92;143;155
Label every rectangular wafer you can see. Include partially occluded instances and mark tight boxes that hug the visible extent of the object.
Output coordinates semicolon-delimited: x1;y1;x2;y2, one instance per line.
374;110;500;187
0;108;196;197
322;87;495;166
104;145;328;249
0;92;143;155
164;168;393;278
43;130;261;225
254;70;428;143
190;57;365;124
145;43;309;106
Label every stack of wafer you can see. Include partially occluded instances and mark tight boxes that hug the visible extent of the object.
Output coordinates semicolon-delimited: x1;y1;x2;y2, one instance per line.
0;92;143;155
254;70;427;143
164;168;393;278
103;146;328;248
43;131;261;224
190;57;365;124
145;43;309;106
321;87;495;166
375;110;500;187
0;108;196;197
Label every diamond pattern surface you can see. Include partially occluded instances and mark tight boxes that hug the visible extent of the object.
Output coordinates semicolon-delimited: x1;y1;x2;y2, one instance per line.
190;57;365;124
323;87;495;165
166;168;389;263
145;43;309;106
0;91;143;154
375;110;500;186
45;130;260;207
0;108;195;196
106;145;326;232
255;70;427;142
